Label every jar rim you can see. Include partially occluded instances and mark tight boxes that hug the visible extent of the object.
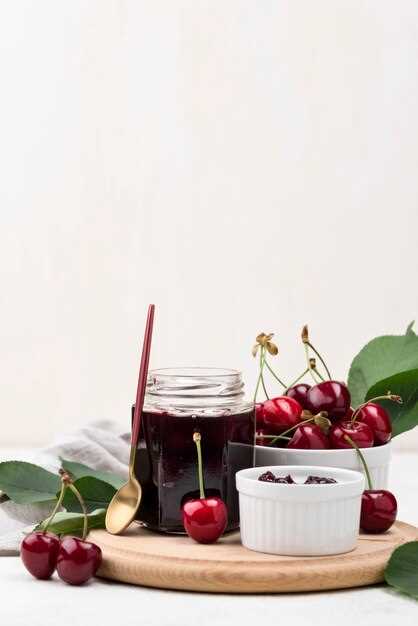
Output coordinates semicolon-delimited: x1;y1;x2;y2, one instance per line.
149;367;241;379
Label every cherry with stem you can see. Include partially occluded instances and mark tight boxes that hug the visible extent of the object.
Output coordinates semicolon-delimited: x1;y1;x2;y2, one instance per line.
344;435;397;533
20;480;67;580
182;432;227;543
351;393;402;422
56;471;102;585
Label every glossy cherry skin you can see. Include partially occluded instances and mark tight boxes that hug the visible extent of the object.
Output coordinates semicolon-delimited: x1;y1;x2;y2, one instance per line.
306;381;351;420
56;537;102;585
263;396;303;433
20;531;60;580
356;403;392;446
329;420;374;449
182;497;227;544
285;383;311;408
287;424;330;449
360;490;397;533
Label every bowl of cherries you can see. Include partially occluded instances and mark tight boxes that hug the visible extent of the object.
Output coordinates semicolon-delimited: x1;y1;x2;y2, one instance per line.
252;329;403;489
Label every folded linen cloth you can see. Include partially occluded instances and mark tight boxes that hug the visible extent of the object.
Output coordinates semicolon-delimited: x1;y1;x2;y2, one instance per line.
0;420;130;556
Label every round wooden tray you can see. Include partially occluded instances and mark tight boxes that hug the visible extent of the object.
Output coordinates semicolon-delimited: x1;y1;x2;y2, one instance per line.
90;521;417;594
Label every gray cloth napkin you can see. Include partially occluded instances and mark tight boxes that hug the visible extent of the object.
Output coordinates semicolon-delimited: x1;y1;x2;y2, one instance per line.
0;420;130;555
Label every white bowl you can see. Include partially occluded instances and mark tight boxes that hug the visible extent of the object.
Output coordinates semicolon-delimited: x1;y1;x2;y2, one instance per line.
255;442;391;489
236;465;365;556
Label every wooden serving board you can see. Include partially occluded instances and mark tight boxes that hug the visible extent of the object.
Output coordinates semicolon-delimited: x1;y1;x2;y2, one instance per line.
90;521;417;594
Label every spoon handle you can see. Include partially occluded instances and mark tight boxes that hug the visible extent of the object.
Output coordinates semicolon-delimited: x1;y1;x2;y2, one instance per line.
131;304;155;447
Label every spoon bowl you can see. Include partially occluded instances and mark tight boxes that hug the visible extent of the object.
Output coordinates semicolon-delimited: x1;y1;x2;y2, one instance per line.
105;463;142;535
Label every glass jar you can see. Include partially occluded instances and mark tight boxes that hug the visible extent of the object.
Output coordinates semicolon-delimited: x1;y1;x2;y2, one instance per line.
134;368;255;534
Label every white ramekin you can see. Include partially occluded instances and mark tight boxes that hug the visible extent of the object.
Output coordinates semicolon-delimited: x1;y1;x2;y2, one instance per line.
237;465;365;556
255;442;391;489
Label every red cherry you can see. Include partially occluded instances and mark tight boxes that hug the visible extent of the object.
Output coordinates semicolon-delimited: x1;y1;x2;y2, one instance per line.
20;531;60;580
285;383;311;408
356;403;392;445
263;396;303;433
57;537;102;585
182;497;227;544
255;402;265;428
306;381;351;420
287;424;329;449
329;420;374;449
360;490;397;533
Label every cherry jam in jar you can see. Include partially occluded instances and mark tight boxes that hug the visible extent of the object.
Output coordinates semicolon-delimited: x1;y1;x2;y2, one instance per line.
134;368;255;534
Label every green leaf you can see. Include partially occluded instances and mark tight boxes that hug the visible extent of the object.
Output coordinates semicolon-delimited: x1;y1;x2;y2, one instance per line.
62;477;116;513
385;541;418;599
36;508;106;536
0;462;60;504
366;369;418;437
348;328;418;407
60;459;125;490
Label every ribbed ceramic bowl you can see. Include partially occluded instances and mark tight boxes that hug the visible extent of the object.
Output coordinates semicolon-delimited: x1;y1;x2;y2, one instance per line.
255;442;391;489
237;465;365;556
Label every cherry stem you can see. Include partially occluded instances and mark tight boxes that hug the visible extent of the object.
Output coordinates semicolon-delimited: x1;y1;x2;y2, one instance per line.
257;434;291;440
260;349;269;399
313;368;325;382
193;432;206;500
43;480;67;534
344;435;373;490
305;340;332;380
304;345;321;384
263;359;287;389
285;368;309;391
254;347;269;401
351;393;402;422
68;483;89;541
268;416;314;446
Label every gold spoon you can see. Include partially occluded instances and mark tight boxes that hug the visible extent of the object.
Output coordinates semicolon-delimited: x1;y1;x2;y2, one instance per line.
105;304;155;535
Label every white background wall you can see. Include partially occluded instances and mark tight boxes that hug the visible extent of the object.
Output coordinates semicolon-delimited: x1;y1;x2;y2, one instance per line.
1;1;417;447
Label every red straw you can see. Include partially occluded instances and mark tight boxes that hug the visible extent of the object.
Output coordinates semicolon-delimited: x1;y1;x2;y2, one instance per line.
131;304;155;446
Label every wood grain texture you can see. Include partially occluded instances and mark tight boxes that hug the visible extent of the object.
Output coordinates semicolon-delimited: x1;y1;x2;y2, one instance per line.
90;521;417;593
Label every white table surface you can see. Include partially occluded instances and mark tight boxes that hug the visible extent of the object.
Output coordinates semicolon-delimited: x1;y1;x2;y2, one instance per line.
1;451;417;626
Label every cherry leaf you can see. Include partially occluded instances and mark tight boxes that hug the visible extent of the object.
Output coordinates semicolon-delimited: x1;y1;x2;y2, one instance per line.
348;326;418;407
62;477;116;513
385;541;418;599
36;508;106;536
60;459;125;489
0;462;60;504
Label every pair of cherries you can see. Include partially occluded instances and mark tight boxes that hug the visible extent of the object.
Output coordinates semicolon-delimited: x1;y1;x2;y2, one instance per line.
182;432;227;544
21;471;102;584
21;532;101;584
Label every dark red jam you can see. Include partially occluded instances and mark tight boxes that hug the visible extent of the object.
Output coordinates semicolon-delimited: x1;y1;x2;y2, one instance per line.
258;471;337;484
134;407;255;533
